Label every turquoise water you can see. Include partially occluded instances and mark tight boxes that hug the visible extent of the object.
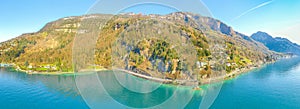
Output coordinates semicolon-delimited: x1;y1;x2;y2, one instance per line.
1;57;300;109
0;68;89;109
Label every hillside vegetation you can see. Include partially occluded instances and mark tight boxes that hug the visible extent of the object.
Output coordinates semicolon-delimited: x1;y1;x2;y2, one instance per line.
0;12;284;81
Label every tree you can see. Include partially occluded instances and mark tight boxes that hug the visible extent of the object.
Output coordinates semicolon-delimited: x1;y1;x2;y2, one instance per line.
176;60;183;71
24;61;29;67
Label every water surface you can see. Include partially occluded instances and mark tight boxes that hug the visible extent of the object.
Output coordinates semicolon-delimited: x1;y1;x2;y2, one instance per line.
0;57;300;109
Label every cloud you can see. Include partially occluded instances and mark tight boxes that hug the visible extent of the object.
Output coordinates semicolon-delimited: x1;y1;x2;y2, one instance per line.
231;0;273;21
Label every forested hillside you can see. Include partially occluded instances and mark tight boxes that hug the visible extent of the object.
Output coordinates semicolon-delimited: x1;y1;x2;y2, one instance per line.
0;12;283;80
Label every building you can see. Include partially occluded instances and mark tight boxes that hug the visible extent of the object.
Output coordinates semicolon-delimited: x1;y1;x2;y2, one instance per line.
197;61;208;68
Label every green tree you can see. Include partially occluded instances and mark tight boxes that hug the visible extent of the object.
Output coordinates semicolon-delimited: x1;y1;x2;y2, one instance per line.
24;61;29;67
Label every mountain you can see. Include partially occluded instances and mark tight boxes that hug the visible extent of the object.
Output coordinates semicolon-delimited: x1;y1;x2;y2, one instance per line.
0;12;283;81
166;12;272;55
251;31;300;55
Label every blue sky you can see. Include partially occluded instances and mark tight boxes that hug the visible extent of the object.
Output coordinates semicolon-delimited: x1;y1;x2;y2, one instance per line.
1;0;300;44
0;0;96;42
203;0;300;43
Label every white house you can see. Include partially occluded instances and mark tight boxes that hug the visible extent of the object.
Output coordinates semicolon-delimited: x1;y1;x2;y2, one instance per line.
226;62;231;67
197;61;208;68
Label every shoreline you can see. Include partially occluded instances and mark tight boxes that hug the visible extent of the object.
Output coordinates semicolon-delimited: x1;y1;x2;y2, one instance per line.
115;64;262;87
22;68;108;76
1;62;269;86
0;64;107;76
200;66;259;85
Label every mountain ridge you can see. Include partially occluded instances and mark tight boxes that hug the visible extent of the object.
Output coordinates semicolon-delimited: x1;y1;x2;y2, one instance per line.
0;12;291;81
251;31;300;55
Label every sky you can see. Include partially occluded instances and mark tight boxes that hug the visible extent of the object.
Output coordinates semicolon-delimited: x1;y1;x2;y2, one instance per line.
0;0;97;42
203;0;300;44
1;0;300;44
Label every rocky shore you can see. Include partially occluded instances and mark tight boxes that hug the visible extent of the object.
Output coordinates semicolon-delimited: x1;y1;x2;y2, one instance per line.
115;65;260;87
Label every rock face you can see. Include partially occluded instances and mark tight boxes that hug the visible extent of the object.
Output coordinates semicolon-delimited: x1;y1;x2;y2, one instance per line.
195;16;235;36
251;31;300;55
173;12;273;55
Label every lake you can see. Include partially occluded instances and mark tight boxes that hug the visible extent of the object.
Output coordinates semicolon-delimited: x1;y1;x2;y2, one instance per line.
1;57;300;109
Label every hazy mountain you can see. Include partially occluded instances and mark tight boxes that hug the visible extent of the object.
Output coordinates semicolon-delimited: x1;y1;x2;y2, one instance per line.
251;31;300;55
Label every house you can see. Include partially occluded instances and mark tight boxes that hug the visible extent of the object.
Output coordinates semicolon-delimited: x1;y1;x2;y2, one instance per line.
114;23;121;30
226;62;237;67
226;62;231;67
28;65;33;69
44;65;51;69
77;29;88;34
197;61;207;68
51;66;58;70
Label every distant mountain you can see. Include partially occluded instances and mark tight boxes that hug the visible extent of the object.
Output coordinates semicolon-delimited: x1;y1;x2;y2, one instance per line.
251;31;300;55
